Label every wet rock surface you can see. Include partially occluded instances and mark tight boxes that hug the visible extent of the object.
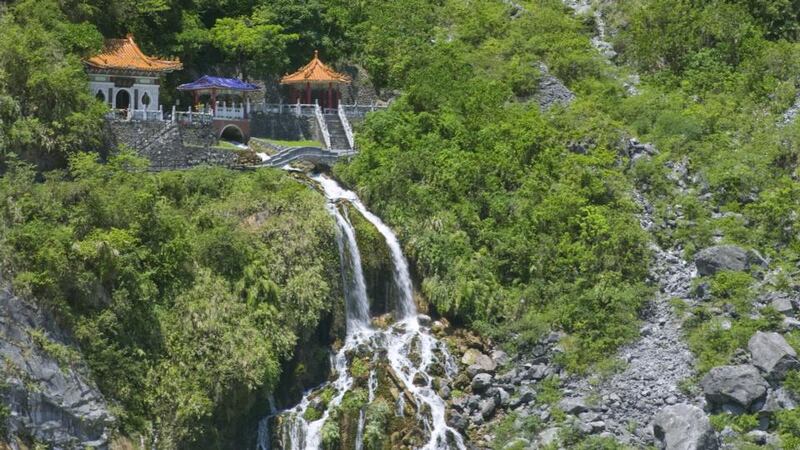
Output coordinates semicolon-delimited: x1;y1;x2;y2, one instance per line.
0;281;114;448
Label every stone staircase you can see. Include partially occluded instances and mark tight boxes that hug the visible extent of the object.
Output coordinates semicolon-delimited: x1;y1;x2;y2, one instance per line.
324;114;351;150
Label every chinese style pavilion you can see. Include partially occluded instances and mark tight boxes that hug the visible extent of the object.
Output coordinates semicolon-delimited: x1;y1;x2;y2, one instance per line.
84;34;182;111
281;50;351;109
177;75;260;119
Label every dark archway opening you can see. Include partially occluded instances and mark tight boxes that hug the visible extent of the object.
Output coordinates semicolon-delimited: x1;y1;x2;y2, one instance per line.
115;90;130;110
96;90;105;103
220;125;245;144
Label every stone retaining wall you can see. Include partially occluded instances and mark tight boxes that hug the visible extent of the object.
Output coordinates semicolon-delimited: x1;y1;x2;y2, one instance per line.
106;120;237;170
249;112;322;142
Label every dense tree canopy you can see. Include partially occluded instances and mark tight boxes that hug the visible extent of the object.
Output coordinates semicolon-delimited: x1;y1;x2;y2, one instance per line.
0;154;340;446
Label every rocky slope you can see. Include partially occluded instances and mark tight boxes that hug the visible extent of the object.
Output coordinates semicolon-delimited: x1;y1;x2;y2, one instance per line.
0;277;114;449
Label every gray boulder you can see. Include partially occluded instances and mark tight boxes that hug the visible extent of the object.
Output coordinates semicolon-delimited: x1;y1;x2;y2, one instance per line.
694;245;749;276
490;349;510;367
748;331;799;380
557;397;589;415
537;427;561;447
653;404;718;450
479;397;497;418
471;373;493;393
531;63;575;111
462;348;496;373
700;365;769;412
761;387;798;415
771;295;795;316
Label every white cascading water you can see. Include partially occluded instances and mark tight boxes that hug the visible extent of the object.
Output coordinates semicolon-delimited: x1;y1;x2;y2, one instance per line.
266;173;465;450
354;409;365;450
257;395;278;450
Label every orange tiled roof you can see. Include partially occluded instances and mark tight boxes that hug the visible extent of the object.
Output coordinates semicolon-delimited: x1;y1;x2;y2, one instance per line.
280;50;351;85
85;34;182;73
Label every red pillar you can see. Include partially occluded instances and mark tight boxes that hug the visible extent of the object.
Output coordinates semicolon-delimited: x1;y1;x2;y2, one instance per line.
305;82;311;104
211;89;217;114
193;91;199;110
328;83;333;110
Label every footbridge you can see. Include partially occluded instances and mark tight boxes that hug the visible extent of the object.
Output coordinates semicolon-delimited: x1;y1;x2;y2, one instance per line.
261;146;357;167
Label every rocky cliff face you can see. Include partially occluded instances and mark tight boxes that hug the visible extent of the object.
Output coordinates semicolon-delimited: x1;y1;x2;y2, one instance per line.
0;281;114;449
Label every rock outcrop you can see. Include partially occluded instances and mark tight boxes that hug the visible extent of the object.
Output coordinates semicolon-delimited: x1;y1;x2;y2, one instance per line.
653;404;718;450
699;365;768;413
748;331;800;381
531;63;575;110
693;245;749;276
0;282;114;448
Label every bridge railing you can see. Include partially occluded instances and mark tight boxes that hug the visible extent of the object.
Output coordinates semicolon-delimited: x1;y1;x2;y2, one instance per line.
173;110;213;124
129;108;164;121
337;104;355;150
106;107;165;122
314;103;332;149
251;102;387;118
213;102;246;119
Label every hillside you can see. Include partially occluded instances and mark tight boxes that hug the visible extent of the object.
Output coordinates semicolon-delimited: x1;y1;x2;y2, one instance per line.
1;0;800;449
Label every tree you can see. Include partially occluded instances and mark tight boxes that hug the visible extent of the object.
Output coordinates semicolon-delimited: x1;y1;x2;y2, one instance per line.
210;7;298;79
0;0;105;170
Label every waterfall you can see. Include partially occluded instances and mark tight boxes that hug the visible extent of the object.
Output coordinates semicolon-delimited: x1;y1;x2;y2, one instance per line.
330;203;371;332
265;173;465;450
256;395;278;450
310;174;416;319
354;409;365;450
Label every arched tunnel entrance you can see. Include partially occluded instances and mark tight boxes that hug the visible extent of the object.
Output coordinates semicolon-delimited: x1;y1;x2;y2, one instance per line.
220;125;246;144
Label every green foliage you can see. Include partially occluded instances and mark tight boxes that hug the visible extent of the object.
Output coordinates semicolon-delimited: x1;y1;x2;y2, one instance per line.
776;409;800;449
340;388;368;413
492;412;542;450
321;416;340;450
535;376;562;406
29;329;81;372
0;0;105;168
363;399;391;450
686;312;780;373
710;413;759;433
209;7;298;78
336;10;651;366
784;370;800;397
0;155;338;448
303;407;323;423
350;358;370;380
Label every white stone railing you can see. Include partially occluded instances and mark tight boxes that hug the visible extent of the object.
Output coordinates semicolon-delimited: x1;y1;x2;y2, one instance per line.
173;109;213;124
314;103;331;149
106;107;165;122
337;104;355;149
213;101;249;119
252;102;386;119
129;107;164;121
340;104;387;118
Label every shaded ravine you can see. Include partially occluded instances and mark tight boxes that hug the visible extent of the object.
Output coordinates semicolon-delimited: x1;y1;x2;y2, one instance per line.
259;173;466;450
